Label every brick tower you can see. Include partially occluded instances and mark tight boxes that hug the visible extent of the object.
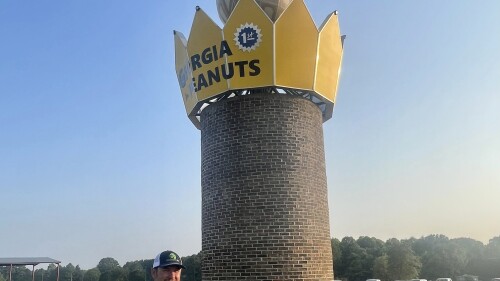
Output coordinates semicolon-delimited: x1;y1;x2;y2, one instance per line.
174;1;344;280
201;93;332;280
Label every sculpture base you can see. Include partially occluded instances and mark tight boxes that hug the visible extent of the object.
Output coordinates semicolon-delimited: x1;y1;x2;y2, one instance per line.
201;93;333;280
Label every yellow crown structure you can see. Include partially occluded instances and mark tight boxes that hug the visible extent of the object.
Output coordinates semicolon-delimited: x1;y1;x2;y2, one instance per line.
174;0;344;129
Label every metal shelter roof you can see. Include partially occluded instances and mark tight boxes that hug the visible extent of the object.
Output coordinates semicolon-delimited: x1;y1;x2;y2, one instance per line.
0;257;61;281
0;257;61;266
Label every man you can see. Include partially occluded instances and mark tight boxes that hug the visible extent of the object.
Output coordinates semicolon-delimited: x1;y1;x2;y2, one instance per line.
151;250;185;281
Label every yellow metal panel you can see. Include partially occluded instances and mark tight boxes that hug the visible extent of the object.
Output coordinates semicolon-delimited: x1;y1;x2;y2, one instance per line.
174;31;198;116
187;8;229;101
223;0;274;90
315;13;343;103
275;0;318;90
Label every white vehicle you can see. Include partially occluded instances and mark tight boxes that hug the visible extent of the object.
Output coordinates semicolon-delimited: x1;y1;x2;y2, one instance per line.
411;279;427;281
366;279;381;281
436;278;452;281
491;278;500;281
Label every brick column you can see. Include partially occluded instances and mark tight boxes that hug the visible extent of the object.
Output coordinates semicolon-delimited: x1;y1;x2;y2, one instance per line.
201;93;333;280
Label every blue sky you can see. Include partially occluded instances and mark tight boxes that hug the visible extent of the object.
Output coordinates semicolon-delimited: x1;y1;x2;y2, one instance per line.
1;0;499;270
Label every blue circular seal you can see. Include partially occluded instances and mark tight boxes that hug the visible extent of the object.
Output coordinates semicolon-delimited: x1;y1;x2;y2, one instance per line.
234;23;262;52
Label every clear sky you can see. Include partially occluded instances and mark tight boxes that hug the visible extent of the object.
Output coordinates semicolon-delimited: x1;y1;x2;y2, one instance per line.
1;0;499;270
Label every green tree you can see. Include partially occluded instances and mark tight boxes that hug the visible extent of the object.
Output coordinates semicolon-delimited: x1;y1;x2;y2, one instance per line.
124;261;147;281
181;253;202;281
421;240;467;279
386;238;421;280
139;259;154;281
34;268;45;281
332;238;342;278
72;266;84;281
61;263;76;281
412;235;449;257
486;236;500;259
373;255;390;281
337;236;370;281
82;268;100;281
10;266;32;281
452;237;485;262
44;264;58;281
96;258;120;274
358;236;385;257
99;268;127;281
129;269;146;281
357;236;386;280
410;235;473;279
0;272;6;281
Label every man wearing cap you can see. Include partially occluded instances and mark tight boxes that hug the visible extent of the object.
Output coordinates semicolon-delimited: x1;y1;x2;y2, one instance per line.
151;250;185;281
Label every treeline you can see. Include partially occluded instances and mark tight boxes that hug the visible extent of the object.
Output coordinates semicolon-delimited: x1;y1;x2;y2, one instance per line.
331;235;500;281
1;235;498;281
